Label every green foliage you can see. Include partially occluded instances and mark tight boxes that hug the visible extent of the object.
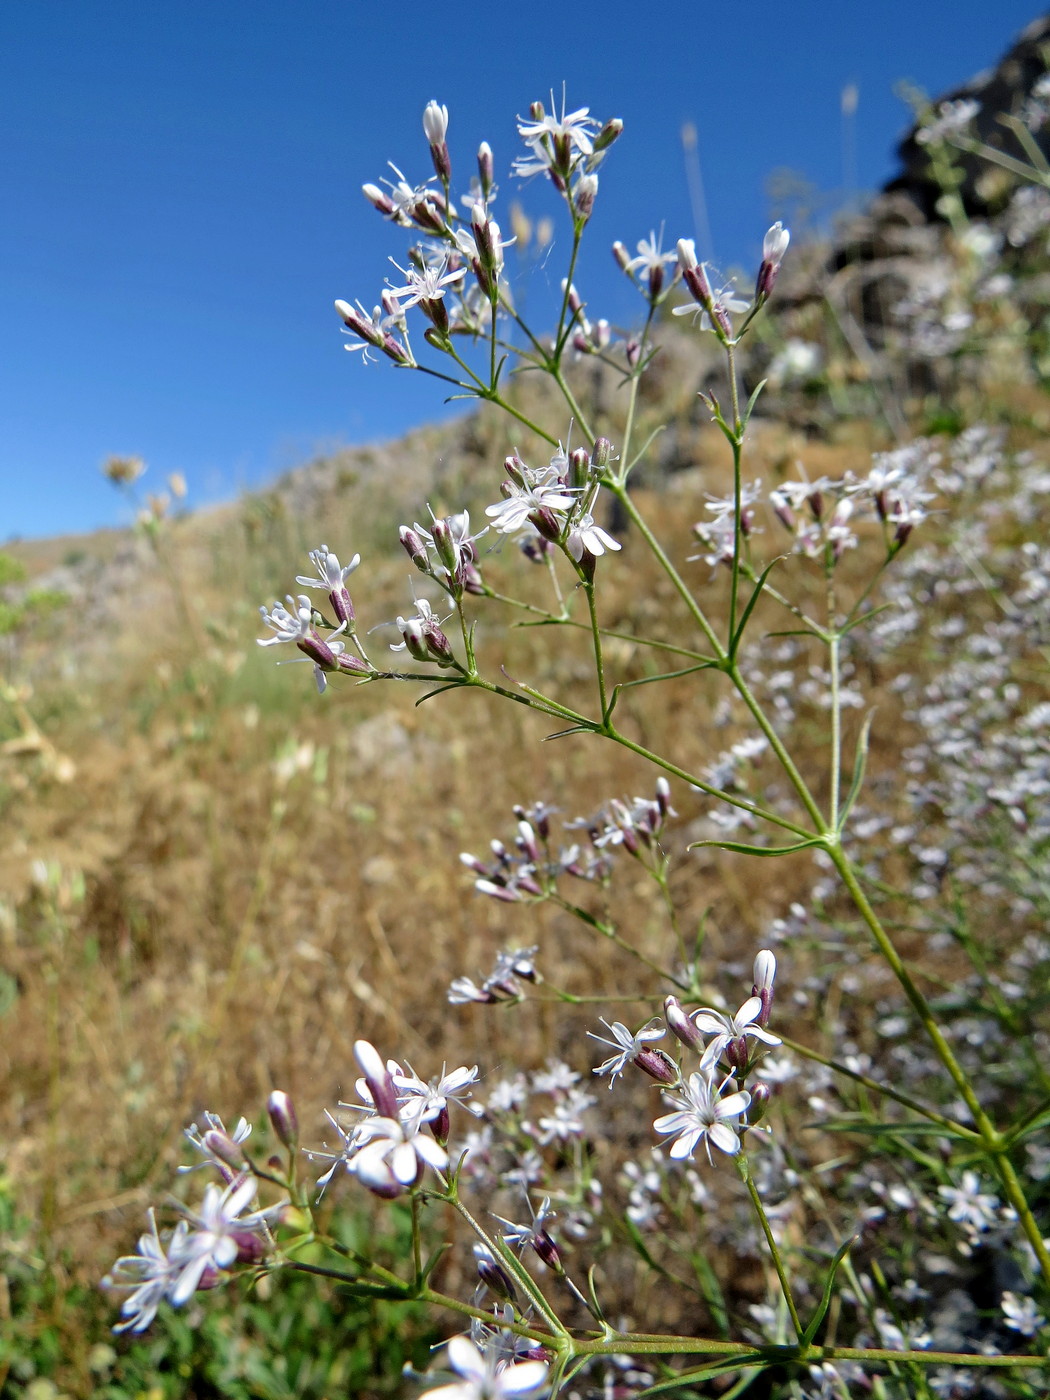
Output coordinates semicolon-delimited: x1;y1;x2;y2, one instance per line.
0;1180;438;1399
0;553;27;588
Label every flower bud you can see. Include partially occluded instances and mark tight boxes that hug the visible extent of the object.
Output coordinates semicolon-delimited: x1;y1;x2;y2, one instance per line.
399;525;430;571
353;1039;399;1119
203;1129;247;1172
568;448;591;493
423;101;451;182
749;1082;772;1122
574;173;598;221
430;518;460;577
474;1243;517;1301
267;1090;299;1150
635;1047;679;1084
612;240;632;273
362;183;395;216
477;141;494;199
755;223;790;303
422;99;448;146
516;820;540;863
531;1229;561;1271
664;995;704;1051
591;437;613;475
593;117;624;153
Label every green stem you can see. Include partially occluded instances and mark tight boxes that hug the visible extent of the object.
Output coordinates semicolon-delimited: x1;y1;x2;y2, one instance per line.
829;846;1050;1280
738;1152;804;1341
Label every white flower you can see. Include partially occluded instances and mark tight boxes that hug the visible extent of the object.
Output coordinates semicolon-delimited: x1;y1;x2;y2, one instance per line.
296;545;360;593
588;1017;665;1087
653;1069;751;1163
691;996;782;1070
350;1112;449;1194
257;595;313;647
392;1061;480;1128
485;473;576;535
423;1335;549;1399
387;251;465;308
566;514;621;560
513;96;598;179
168;1177;273;1306
937;1171;1000;1233
626;229;676;281
102;1209;188;1334
1001;1290;1046;1336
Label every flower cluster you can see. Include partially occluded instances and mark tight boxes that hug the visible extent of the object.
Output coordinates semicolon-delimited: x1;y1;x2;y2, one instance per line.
589;953;780;1165
459;780;674;909
102;1176;278;1334
312;1040;477;1198
485;438;620;564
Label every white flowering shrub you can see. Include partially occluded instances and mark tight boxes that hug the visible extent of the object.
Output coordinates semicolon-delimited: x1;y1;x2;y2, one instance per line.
103;92;1050;1398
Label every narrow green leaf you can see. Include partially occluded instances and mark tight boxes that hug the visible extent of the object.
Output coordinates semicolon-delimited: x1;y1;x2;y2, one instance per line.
802;1235;856;1345
730;555;784;654
838;709;876;831
688;838;823;858
691;1249;731;1338
415;684;462;705
808;1117;965;1138
742;378;768;427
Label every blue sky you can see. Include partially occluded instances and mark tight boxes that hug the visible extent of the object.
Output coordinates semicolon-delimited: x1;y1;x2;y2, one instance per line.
1;2;1042;540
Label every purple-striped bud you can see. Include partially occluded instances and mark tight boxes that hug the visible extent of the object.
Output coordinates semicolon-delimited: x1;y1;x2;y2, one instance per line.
531;1229;561;1271
233;1231;269;1265
574;173;598;221
267;1090;299;1150
419;296;450;335
592;437;613;474
635;1047;679;1084
564;281;585;316
381;334;412;365
203;1129;247;1172
749;1082;772;1122
612;240;632;273
334;300;384;346
530;506;563;543
296;627;340;674
504;453;528;489
664;995;704;1051
413;199;446;235
399;525;430;571
432;1104;451;1145
477;141;494;199
516;820;540;863
593;117;624;153
362;184;395;217
430;518;459;577
474;1243;517;1301
725;1036;749;1072
755;221;789;301
423;101;451;180
752;949;777;1028
569;448;591;493
353;1039;399;1119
